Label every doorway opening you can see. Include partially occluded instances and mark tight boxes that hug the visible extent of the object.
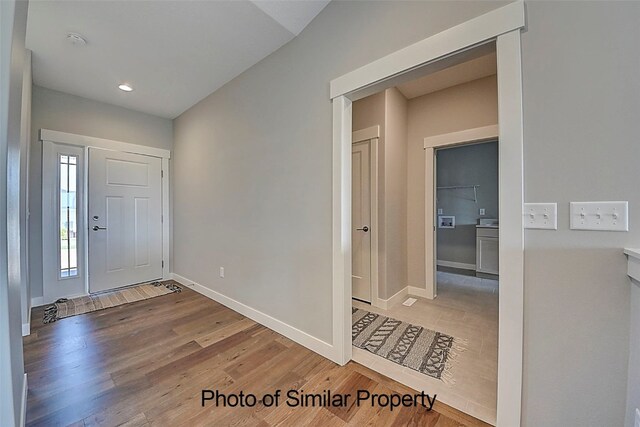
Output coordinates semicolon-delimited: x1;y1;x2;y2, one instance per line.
331;4;525;425
349;46;500;424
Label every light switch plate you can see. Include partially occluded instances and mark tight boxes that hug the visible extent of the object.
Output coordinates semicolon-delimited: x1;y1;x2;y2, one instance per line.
570;201;628;231
479;208;485;216
524;203;557;230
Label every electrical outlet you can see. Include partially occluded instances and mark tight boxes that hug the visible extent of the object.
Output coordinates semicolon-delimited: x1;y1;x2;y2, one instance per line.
219;267;225;278
479;208;485;216
437;208;443;215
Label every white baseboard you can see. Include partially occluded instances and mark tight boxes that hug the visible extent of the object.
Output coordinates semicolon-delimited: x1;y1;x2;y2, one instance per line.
170;273;338;364
31;296;43;307
22;321;30;337
377;286;408;310
408;286;431;299
20;373;27;427
437;260;476;271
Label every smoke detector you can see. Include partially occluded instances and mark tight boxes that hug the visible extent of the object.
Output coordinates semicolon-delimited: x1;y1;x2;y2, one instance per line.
66;32;87;46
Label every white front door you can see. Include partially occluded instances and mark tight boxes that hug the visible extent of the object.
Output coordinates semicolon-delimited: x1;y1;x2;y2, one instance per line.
352;141;371;302
88;148;163;293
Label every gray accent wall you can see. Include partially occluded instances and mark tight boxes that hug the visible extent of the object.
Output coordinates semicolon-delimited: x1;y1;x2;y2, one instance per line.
29;86;173;300
172;1;640;426
436;142;498;266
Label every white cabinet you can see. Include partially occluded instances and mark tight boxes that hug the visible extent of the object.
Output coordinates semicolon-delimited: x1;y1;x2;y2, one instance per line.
476;227;499;275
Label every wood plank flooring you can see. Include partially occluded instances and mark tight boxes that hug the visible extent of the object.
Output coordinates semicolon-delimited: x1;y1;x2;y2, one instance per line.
24;281;491;427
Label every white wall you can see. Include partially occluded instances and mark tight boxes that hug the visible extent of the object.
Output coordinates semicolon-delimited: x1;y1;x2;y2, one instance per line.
0;0;28;424
29;86;173;301
172;1;640;425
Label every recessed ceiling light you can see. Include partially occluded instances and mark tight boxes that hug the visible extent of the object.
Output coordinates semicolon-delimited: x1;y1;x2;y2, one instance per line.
118;84;133;92
66;32;87;46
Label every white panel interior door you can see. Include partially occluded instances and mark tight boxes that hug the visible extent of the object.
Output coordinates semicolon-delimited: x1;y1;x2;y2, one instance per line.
89;148;162;292
352;141;371;302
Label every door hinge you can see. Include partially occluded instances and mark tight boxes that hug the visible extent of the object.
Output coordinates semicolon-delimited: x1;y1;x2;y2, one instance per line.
162;260;164;268
161;170;164;178
161;214;163;223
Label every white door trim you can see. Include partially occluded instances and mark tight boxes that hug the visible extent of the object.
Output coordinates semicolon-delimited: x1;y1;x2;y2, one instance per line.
330;3;525;426
40;129;172;296
329;2;525;99
40;129;170;160
424;124;499;149
352;125;380;143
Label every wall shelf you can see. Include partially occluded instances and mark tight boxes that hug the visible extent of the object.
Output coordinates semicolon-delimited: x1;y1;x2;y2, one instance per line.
436;184;480;203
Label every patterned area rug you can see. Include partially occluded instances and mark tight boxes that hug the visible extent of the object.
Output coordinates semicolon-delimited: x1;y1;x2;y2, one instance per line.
43;281;182;324
352;308;465;383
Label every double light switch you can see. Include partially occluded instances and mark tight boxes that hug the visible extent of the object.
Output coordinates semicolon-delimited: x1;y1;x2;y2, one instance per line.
524;203;557;230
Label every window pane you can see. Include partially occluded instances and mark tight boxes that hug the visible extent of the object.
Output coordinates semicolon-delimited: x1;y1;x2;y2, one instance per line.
59;154;78;278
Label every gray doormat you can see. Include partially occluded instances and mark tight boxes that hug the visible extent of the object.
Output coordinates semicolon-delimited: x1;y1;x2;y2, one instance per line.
43;281;182;324
352;308;466;383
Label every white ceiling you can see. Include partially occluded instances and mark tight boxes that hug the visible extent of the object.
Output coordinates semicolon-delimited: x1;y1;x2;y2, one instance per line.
396;52;497;100
26;1;330;118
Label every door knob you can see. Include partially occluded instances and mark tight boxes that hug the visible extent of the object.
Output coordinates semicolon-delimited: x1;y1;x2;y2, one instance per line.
92;226;107;231
356;226;369;232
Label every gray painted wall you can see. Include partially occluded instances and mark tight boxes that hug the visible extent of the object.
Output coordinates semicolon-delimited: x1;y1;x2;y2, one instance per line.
522;2;640;426
0;0;28;424
436;142;498;266
172;1;639;425
173;0;503;345
29;86;173;300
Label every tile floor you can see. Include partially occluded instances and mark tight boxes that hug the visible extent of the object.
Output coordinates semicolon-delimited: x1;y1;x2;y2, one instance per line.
352;270;498;425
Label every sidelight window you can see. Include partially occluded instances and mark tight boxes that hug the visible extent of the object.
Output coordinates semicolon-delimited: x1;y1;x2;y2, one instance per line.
59;154;78;278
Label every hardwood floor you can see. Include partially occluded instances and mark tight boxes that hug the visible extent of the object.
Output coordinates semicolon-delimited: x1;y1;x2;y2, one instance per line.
24;281;491;427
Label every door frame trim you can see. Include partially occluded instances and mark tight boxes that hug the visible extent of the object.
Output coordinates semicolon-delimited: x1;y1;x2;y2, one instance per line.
40;129;171;300
330;3;525;425
352;126;380;307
